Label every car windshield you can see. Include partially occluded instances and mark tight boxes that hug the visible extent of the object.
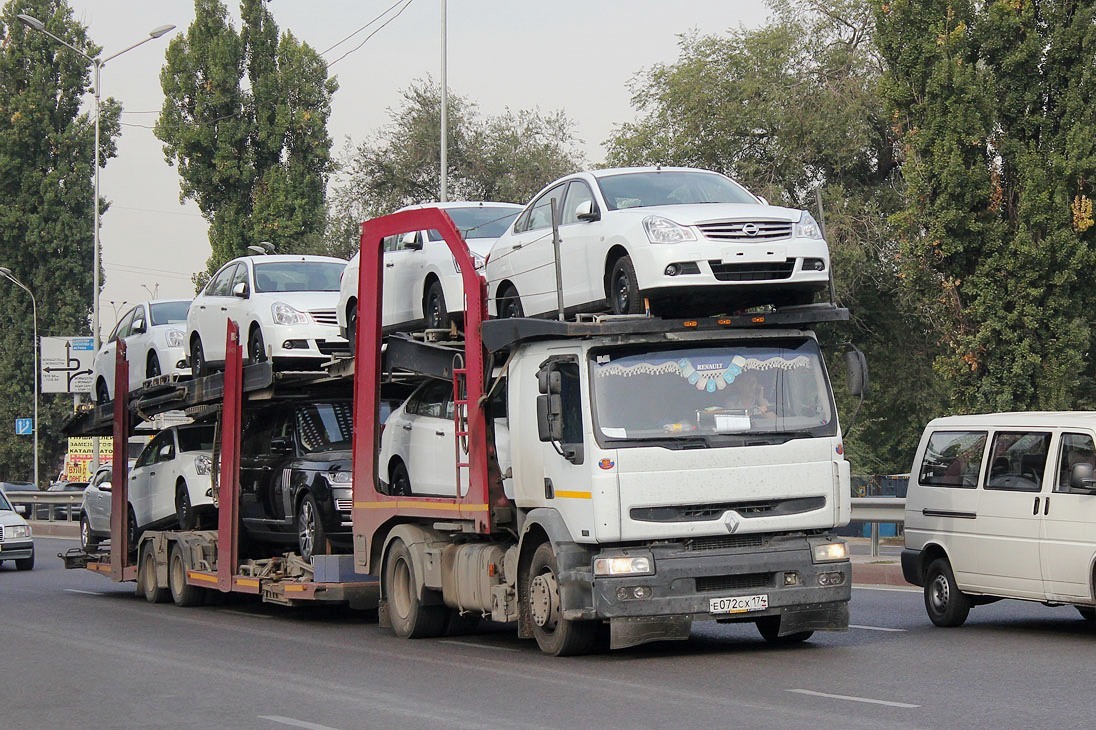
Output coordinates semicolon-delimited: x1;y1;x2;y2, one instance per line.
253;262;345;293
590;339;836;444
177;425;216;452
296;402;353;454
0;491;12;511
596;170;757;211
428;206;521;241
149;301;190;325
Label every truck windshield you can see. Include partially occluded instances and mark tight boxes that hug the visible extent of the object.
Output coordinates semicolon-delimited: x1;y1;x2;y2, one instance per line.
589;339;836;445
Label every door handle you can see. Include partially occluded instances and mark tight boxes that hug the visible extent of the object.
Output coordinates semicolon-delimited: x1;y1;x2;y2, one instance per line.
385;262;395;268
401;425;412;431
1044;496;1051;515
512;244;523;250
435;430;445;436
1033;496;1040;515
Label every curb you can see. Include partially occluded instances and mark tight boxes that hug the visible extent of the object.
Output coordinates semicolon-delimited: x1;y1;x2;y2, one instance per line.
29;521;79;539
851;559;908;587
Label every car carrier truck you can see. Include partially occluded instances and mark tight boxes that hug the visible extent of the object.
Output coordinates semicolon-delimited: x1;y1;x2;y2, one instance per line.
62;206;863;656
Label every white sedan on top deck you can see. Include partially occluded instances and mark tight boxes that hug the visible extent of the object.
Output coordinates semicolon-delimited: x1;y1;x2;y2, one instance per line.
91;299;191;403
484;167;831;319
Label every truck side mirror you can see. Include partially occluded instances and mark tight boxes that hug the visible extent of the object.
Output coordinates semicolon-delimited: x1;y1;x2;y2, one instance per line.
536;393;563;442
1070;462;1096;491
845;347;869;397
537;368;561;395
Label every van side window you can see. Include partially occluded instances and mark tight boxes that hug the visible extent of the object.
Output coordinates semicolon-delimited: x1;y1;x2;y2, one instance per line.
984;431;1050;492
1056;432;1096;492
919;430;986;488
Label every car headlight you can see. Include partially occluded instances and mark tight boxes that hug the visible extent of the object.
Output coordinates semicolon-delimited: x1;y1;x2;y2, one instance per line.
593;555;653;576
327;468;353;485
795;211;824;240
8;524;30;539
643;215;697;244
271;302;311;326
453;252;486;273
194;454;213;476
166;328;185;348
812;541;848;562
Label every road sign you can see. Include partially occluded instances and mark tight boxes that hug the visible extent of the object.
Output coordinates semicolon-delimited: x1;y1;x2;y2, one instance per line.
41;336;95;394
15;418;33;435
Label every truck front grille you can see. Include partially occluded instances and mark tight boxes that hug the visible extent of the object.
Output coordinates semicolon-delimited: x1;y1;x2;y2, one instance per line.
631;496;825;523
684;534;767;552
696;573;772;592
708;260;796;282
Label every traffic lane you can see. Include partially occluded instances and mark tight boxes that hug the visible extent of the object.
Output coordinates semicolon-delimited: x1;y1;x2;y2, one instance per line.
3;541;1095;729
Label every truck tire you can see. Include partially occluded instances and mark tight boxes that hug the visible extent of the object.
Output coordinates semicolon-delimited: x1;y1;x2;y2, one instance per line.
755;615;813;644
140;544;170;604
169;546;203;607
384;538;446;639
80;513;100;552
527;541;598;656
924;557;970;627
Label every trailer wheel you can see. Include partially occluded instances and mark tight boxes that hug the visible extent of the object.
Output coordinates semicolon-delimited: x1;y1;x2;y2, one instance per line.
755;615;813;644
80;513;99;552
527;542;597;656
140;544;169;604
384;539;446;639
924;557;971;627
169;546;203;607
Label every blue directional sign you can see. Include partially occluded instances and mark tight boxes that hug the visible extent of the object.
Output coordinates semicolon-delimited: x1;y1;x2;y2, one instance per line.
15;418;33;435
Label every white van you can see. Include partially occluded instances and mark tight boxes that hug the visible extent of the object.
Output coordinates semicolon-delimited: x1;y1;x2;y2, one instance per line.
902;412;1096;627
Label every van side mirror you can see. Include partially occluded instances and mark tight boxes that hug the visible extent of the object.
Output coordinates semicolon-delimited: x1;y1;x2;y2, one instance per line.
845;347;869;397
232;281;249;298
1070;462;1096;491
575;200;601;222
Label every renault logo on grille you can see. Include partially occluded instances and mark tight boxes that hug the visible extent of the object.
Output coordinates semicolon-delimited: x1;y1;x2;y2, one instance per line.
741;223;760;237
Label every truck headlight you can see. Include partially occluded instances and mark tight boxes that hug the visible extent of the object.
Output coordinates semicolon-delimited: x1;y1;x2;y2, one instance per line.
8;524;30;539
194;454;213;476
643;215;696;244
812;541;848;562
593;555;653;576
272;302;311;325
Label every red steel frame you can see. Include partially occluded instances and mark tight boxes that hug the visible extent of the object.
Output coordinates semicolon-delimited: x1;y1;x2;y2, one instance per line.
351;208;495;574
109;339;136;580
217;319;244;591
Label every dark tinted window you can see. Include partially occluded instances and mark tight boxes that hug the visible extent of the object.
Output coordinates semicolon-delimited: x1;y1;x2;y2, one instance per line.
177;425;216;452
296;402;353;453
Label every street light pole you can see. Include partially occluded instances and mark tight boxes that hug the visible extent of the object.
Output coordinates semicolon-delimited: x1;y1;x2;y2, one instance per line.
0;268;39;489
18;14;174;471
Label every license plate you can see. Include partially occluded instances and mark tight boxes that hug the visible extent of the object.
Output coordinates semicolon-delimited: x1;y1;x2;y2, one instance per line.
722;245;786;264
709;593;768;614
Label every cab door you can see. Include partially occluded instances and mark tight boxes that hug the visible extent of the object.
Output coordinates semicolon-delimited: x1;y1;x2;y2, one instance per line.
1040;431;1096;600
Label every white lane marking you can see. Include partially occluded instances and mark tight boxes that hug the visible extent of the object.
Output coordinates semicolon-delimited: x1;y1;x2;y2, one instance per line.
64;589;104;596
259;715;343;730
849;624;906;632
438;639;520;652
854;584;920;593
787;689;919;708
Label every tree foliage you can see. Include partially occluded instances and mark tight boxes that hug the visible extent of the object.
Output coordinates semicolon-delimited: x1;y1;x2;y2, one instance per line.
876;0;1096;413
0;0;123;483
324;78;585;259
606;0;947;472
156;0;337;278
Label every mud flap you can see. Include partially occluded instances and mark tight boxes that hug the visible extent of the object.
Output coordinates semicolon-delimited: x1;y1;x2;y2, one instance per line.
775;602;849;635
610;615;692;649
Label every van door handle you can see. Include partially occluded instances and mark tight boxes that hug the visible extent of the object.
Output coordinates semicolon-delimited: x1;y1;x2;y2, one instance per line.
1033;496;1040;515
1044;496;1051;515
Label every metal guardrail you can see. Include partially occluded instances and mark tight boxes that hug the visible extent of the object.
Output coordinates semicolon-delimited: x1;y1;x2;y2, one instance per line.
850;497;905;557
7;492;84;522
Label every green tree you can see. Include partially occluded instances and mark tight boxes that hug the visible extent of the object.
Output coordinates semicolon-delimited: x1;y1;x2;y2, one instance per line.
875;0;1096;413
0;0;124;484
156;0;337;278
606;0;946;472
325;78;585;258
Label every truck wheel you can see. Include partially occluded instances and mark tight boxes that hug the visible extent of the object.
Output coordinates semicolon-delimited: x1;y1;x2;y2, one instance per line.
384;539;446;639
924;557;970;627
169;546;203;607
424;281;448;329
755;615;813;644
140;544;169;604
176;480;196;530
80;513;100;552
609;255;643;315
297;493;328;561
15;550;34;571
527;542;597;656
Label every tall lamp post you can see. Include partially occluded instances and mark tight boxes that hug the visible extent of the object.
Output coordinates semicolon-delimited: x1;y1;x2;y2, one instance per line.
0;268;39;489
18;14;174;471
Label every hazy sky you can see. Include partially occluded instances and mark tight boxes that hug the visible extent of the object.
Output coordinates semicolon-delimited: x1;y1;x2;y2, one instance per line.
61;0;768;334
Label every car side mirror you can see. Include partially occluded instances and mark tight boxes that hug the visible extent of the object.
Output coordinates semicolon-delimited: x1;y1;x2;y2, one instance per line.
271;436;293;455
1070;462;1096;491
575;200;600;222
402;232;422;251
233;281;249;298
131;318;146;334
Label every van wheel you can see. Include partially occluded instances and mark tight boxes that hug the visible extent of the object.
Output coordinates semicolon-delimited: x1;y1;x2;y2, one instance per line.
527;541;598;656
140;543;169;604
924;558;970;627
169;546;203;607
384;538;447;639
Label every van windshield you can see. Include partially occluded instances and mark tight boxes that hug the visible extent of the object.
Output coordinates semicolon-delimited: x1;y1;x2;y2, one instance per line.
589;338;836;445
